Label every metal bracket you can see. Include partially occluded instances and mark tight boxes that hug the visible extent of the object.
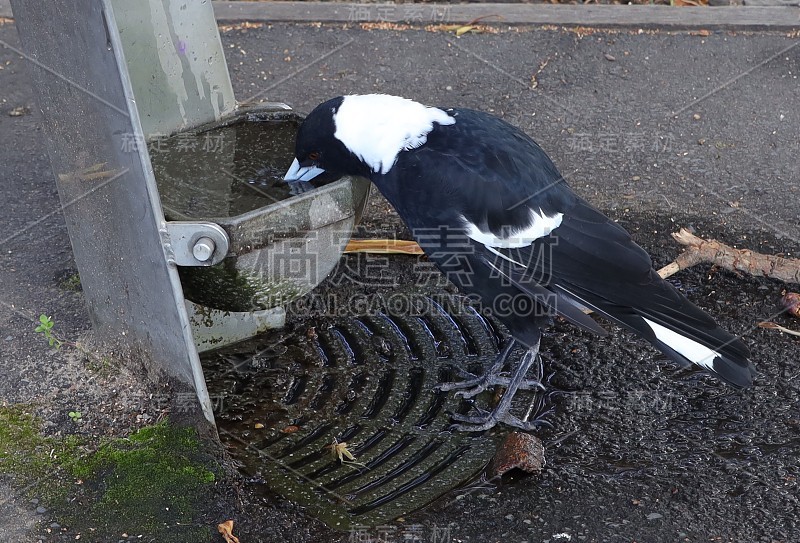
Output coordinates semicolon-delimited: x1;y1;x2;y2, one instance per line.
164;221;229;266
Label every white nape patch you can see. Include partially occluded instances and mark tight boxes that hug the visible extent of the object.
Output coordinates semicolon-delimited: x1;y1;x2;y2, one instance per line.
333;94;455;175
464;208;563;250
644;318;719;371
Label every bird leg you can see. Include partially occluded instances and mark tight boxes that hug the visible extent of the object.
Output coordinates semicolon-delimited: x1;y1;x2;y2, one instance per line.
448;339;550;432
436;339;545;399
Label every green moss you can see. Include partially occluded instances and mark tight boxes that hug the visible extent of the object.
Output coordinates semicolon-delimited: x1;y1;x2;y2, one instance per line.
180;261;305;312
0;405;81;479
68;421;215;541
0;406;215;542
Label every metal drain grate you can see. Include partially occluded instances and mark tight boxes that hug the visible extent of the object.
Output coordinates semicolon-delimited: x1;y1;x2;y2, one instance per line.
202;294;541;529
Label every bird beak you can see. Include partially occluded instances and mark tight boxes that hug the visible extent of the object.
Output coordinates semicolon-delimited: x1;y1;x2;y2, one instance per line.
284;158;326;182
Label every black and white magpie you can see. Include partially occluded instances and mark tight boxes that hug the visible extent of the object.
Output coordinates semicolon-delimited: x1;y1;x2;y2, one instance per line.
284;94;755;431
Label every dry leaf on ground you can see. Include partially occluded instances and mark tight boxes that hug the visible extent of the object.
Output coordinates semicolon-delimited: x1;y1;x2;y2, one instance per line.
218;520;241;543
344;239;424;255
782;292;800;318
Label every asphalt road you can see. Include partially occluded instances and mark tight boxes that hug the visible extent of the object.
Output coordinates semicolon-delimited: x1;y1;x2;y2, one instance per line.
1;17;799;543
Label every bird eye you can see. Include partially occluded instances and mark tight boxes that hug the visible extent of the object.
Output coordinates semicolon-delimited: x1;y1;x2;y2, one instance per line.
308;151;321;162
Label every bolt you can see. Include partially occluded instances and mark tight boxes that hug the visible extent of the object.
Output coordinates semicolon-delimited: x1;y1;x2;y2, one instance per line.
192;237;215;262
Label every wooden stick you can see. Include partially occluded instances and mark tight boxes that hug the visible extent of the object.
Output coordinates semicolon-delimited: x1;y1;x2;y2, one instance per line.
656;228;800;283
344;239;424;255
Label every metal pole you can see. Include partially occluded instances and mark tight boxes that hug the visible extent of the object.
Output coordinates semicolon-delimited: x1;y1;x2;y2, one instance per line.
11;0;216;425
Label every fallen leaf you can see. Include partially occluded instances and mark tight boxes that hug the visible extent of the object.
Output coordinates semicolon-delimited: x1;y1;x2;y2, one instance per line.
783;292;800;318
326;438;368;469
344;239;424;255
441;14;499;36
218;520;241;543
456;25;476;36
218;22;266;32
364;22;414;32
254;423;265;429
8;105;30;117
488;432;545;477
281;425;300;434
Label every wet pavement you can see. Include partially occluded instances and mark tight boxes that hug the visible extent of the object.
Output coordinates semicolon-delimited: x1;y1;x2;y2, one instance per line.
217;22;799;541
1;15;799;543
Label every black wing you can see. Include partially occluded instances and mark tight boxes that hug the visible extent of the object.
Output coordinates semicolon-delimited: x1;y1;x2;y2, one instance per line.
488;199;754;387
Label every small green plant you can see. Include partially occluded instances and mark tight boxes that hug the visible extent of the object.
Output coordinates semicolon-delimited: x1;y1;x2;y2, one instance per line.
34;313;119;376
68;411;82;423
60;273;82;292
35;314;63;349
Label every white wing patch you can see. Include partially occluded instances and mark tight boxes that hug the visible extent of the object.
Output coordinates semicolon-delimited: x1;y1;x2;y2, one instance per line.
333;94;455;175
463;208;562;267
644;318;720;371
464;209;563;249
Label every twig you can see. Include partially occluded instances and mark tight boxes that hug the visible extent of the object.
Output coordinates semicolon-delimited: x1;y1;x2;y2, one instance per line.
658;229;800;336
758;322;800;338
656;228;800;283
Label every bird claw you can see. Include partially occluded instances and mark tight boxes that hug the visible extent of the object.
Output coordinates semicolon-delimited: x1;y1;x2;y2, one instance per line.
436;373;545;399
442;339;551;432
435;377;487;398
449;409;552;433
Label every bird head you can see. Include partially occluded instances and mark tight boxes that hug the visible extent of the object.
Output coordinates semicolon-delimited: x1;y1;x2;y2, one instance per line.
284;94;455;185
